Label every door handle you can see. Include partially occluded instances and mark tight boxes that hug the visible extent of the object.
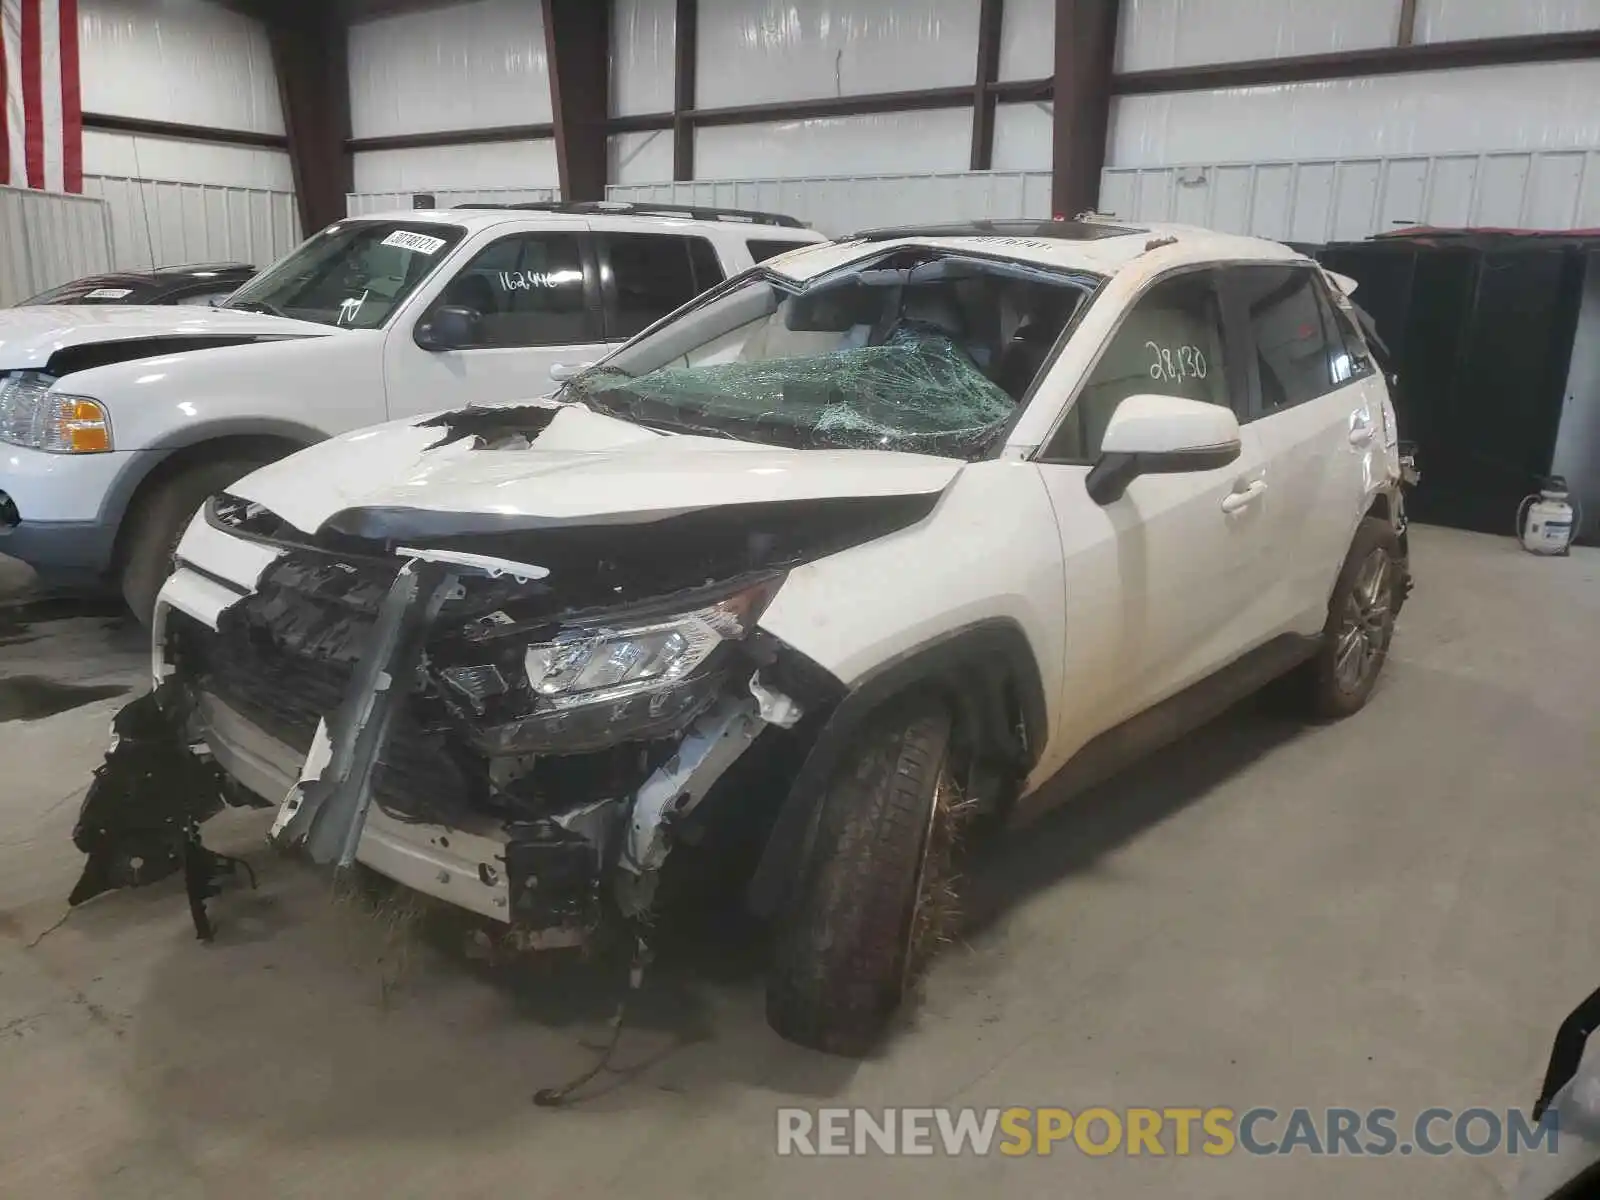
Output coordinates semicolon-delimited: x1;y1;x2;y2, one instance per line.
1349;411;1375;446
549;361;594;382
1221;479;1267;514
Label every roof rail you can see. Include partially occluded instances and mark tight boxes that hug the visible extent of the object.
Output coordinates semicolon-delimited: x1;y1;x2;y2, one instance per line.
450;199;807;229
853;218;1145;243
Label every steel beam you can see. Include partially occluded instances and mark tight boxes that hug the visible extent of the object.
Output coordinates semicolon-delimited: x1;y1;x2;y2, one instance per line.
265;4;353;237
543;0;611;202
1052;0;1119;218
1113;30;1600;95
673;0;698;180
971;0;1005;170
82;112;287;151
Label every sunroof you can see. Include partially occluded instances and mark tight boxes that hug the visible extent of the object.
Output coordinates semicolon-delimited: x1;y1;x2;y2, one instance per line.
854;219;1145;243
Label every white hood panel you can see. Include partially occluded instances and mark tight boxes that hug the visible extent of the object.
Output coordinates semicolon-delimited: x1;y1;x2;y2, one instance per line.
229;403;964;533
0;305;330;371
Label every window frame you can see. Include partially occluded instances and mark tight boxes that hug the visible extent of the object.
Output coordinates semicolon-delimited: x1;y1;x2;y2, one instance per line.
412;229;604;351
596;232;725;343
747;238;818;265
1222;263;1358;424
1035;263;1246;466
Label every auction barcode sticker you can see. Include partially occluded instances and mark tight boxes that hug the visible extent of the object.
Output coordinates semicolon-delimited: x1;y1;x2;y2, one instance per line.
382;230;448;255
85;288;134;300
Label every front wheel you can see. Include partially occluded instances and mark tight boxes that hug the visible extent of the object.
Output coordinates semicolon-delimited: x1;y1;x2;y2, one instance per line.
1303;516;1402;719
119;459;265;627
766;700;960;1056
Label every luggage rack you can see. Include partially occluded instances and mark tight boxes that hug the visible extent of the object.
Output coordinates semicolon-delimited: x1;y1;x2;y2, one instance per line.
451;199;807;229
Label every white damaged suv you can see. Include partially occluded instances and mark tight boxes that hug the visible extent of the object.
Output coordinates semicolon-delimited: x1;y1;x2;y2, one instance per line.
72;218;1412;1055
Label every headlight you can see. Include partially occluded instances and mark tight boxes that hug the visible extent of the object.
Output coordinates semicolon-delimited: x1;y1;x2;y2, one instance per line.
438;577;783;754
0;373;112;452
525;607;743;710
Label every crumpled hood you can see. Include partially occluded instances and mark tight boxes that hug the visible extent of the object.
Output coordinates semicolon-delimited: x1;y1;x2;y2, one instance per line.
229;401;965;534
0;305;331;371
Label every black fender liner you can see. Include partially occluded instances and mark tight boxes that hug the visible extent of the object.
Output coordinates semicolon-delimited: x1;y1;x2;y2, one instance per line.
746;618;1048;918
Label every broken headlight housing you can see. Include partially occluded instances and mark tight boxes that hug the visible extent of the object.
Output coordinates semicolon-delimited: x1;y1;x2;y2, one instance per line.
441;577;783;754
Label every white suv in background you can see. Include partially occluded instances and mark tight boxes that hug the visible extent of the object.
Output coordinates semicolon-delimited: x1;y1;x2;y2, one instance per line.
75;218;1413;1057
0;202;823;619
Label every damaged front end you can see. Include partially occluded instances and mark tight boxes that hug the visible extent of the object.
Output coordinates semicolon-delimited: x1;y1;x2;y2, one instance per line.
80;486;891;951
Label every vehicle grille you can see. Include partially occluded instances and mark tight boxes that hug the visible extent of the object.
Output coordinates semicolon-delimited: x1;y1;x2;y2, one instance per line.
166;559;484;825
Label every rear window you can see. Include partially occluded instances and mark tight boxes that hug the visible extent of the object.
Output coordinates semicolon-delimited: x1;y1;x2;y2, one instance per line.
748;239;816;264
601;233;725;341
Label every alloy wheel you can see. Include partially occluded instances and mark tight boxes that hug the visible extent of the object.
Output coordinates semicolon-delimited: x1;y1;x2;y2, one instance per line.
1334;548;1393;694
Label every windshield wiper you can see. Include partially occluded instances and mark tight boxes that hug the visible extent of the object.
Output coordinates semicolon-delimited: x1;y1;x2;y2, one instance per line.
228;299;288;318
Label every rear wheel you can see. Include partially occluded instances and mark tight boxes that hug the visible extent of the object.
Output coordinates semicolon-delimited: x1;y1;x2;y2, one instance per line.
119;459;264;626
1303;517;1402;718
766;700;960;1056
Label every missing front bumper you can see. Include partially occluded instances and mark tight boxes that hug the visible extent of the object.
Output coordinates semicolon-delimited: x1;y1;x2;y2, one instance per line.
130;550;803;948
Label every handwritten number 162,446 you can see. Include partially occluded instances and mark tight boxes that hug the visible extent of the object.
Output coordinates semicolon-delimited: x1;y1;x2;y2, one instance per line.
1147;340;1208;382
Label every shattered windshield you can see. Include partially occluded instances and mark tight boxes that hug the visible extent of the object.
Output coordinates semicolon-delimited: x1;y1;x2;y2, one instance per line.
222;220;466;329
563;249;1097;459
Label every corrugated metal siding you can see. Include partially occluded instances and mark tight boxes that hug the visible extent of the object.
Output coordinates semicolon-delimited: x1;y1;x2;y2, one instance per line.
346;186;561;217
1100;151;1600;243
81;176;301;273
607;172;1053;237
0;186;114;307
348;0;551;139
694;0;982;108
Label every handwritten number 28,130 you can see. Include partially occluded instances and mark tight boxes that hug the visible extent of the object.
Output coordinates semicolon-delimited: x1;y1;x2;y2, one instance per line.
1146;340;1208;382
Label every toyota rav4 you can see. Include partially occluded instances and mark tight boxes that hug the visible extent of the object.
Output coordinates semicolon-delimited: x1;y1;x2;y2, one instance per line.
71;218;1413;1056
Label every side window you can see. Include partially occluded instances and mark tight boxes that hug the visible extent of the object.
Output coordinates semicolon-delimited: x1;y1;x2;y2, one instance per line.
1319;284;1377;383
602;233;723;341
1045;271;1231;463
748;238;815;264
428;232;595;349
1233;265;1349;415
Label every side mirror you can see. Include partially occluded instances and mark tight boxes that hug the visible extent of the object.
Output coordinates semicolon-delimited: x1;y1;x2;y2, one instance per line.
415;305;481;351
1086;393;1241;506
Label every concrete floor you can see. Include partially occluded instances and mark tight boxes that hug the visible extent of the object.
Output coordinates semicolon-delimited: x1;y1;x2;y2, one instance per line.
2;527;1598;1199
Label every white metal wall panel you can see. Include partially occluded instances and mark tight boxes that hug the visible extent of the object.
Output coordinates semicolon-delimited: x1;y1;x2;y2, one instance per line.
352;141;561;195
607;171;1052;238
1099;150;1600;241
1415;0;1600;42
992;102;1053;171
998;0;1055;80
695;109;975;181
78;0;284;135
1115;0;1402;72
82;130;294;191
1108;63;1600;166
0;185;113;307
695;0;981;108
610;131;674;186
346;186;559;217
81;176;299;273
348;0;550;140
612;0;676;116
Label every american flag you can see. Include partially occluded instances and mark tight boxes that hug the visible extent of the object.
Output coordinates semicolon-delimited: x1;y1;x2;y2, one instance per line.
1;0;81;193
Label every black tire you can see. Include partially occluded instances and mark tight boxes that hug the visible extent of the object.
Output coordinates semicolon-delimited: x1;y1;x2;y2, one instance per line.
1303;516;1402;719
766;700;957;1056
119;459;264;626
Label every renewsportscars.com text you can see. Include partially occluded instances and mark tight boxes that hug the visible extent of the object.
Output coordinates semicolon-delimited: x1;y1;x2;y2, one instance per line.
776;1106;1557;1158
